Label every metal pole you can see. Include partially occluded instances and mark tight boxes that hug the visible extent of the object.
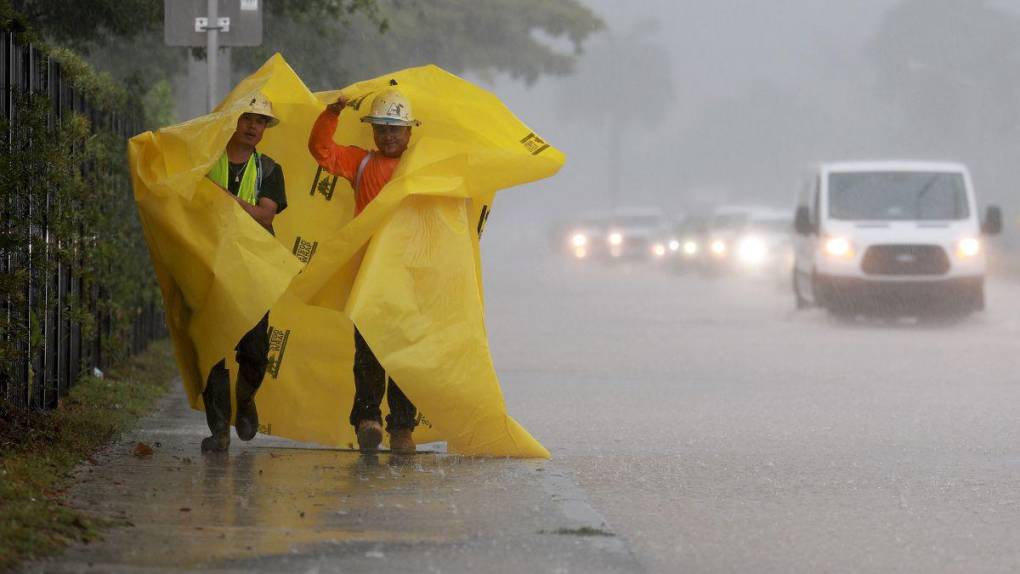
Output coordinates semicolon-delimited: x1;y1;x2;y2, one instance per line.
206;0;218;113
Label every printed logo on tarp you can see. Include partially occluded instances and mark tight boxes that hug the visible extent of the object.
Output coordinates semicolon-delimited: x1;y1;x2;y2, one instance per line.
414;411;433;429
292;236;318;264
309;166;338;201
520;132;550;156
266;326;291;379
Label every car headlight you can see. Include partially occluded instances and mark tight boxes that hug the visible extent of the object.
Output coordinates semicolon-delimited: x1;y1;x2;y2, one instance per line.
710;239;727;257
668;239;680;252
737;236;768;265
608;231;624;246
957;237;981;258
823;237;854;258
651;243;667;257
682;240;699;256
570;233;587;248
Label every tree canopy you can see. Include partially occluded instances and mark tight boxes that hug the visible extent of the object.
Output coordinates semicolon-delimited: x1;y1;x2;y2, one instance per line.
6;0;603;98
238;0;604;90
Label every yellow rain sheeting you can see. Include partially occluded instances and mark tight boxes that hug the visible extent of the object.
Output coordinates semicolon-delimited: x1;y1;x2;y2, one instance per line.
129;54;563;458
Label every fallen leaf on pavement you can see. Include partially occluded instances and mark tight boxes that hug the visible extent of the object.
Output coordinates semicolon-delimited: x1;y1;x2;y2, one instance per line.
133;442;154;458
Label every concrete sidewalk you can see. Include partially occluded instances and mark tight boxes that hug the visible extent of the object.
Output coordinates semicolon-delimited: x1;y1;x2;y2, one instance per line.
22;382;641;574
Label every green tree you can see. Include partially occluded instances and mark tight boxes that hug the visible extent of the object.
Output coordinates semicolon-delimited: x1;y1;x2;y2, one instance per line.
236;0;604;90
8;0;602;126
5;0;160;51
868;0;1020;209
3;0;385;53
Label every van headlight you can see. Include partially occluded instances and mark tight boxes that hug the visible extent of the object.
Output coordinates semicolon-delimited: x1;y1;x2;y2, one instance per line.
957;237;981;258
823;237;854;258
682;240;699;256
710;239;727;257
738;236;768;265
570;233;587;248
651;243;667;257
608;231;624;246
668;239;680;252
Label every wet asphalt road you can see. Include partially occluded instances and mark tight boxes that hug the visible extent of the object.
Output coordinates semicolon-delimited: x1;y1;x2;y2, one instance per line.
486;251;1020;573
24;246;1020;573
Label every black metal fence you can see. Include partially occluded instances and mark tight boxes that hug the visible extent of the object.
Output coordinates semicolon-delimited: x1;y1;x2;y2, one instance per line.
1;27;165;411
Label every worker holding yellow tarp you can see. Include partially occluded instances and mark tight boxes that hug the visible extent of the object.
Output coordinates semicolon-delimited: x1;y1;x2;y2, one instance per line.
308;86;423;454
199;93;288;453
129;54;562;458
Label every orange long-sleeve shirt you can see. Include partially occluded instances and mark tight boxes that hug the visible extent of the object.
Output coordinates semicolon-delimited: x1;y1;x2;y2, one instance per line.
307;110;402;215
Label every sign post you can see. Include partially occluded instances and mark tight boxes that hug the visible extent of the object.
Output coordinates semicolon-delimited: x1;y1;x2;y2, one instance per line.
164;0;263;113
206;0;218;112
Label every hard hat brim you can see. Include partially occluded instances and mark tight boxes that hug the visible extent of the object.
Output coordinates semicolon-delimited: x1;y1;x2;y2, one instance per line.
240;111;280;128
361;115;419;127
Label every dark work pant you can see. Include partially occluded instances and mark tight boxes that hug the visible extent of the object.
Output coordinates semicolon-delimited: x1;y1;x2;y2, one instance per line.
202;313;270;432
349;328;418;432
235;312;270;400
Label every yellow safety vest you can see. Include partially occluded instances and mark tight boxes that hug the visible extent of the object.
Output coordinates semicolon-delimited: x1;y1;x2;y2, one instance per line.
207;151;261;205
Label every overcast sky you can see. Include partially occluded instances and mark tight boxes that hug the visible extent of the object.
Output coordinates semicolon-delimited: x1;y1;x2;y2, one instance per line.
481;0;1020;249
482;1;901;231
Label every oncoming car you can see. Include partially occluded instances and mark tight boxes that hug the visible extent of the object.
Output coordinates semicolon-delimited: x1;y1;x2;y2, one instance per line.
731;209;794;280
792;161;1002;317
605;207;671;262
552;212;609;260
669;215;709;273
702;205;789;275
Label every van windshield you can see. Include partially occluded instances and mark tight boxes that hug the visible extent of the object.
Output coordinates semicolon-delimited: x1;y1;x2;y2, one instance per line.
828;172;969;221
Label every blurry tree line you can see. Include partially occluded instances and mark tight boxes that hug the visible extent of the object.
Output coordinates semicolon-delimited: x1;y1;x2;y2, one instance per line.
667;0;1020;229
8;0;603;125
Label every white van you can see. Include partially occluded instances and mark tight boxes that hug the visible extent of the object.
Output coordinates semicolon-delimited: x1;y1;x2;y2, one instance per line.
792;161;1002;316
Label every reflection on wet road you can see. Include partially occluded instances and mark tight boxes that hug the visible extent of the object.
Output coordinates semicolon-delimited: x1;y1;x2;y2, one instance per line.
26;249;1020;573
27;388;639;573
486;254;1020;574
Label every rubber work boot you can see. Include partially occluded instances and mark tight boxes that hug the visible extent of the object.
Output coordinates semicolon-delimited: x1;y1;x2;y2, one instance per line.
356;420;383;452
201;365;231;453
201;432;230;453
235;374;259;441
389;429;416;454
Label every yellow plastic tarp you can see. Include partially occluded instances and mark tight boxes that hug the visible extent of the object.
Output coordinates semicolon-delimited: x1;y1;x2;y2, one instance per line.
129;54;563;458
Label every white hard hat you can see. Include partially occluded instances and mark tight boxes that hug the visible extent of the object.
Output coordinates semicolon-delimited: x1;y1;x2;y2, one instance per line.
361;88;420;127
243;93;280;127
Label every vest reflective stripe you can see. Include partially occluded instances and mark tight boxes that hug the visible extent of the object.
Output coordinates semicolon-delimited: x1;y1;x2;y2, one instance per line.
208;151;261;206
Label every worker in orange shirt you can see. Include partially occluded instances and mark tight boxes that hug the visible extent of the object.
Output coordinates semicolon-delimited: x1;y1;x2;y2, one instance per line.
307;85;421;454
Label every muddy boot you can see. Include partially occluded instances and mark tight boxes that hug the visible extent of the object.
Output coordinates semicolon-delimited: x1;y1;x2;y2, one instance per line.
389;429;416;454
356;420;383;453
201;363;231;453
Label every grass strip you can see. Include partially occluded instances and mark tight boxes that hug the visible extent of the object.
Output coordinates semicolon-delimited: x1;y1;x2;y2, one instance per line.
0;339;177;571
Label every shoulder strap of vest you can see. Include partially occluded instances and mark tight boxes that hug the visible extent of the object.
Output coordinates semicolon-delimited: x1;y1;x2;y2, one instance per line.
354;152;373;193
259;154;277;179
252;153;279;200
